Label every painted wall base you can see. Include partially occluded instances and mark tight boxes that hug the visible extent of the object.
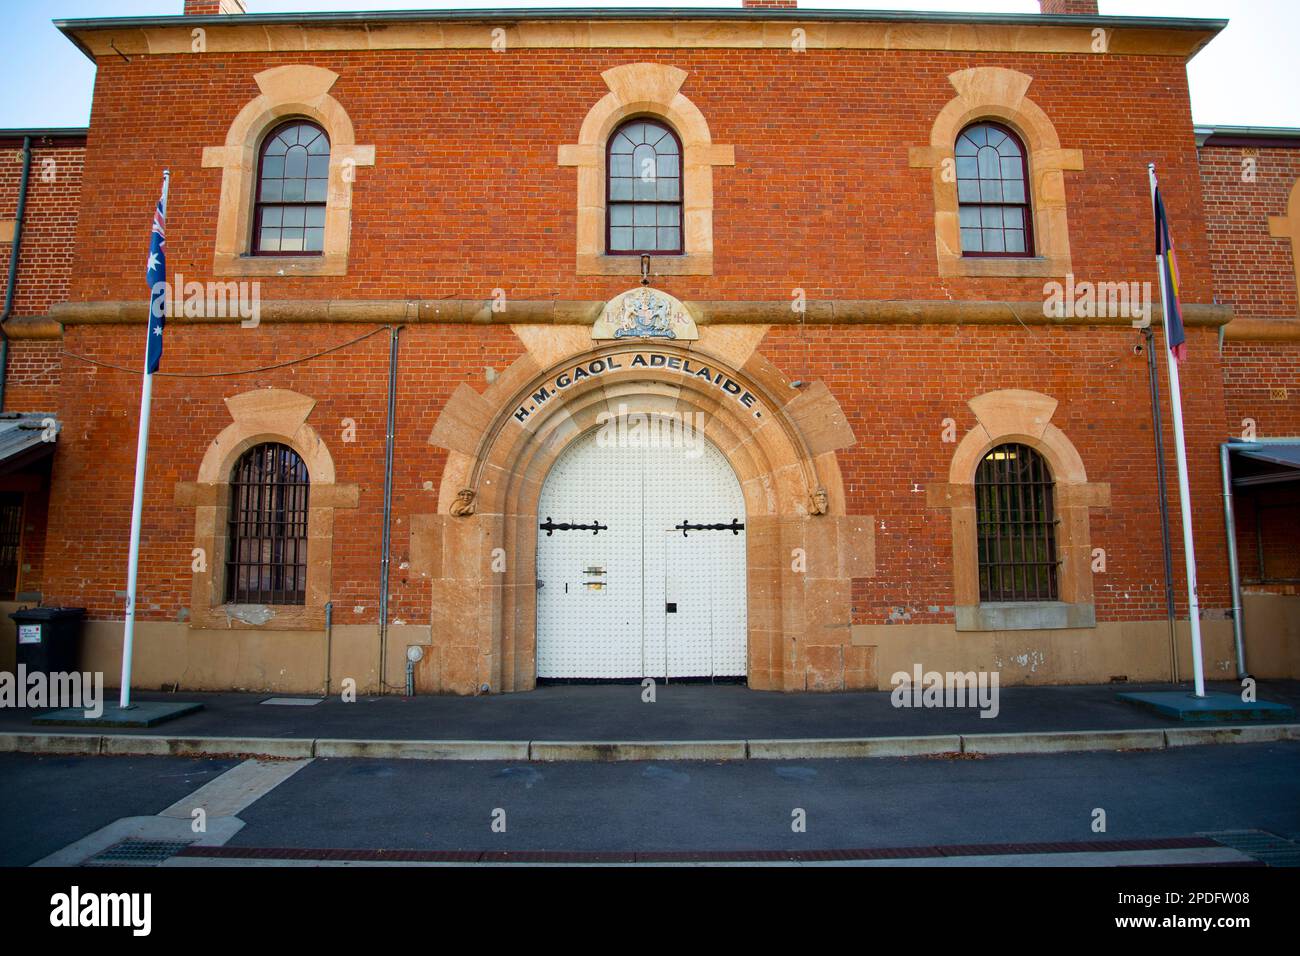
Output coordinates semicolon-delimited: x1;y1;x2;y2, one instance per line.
858;618;1249;689
4;608;1296;694
1241;592;1300;678
71;620;432;696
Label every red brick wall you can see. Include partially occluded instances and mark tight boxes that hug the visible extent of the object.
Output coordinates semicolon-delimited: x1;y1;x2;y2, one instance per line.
184;0;237;15
1233;485;1300;589
70;49;1213;308
1221;340;1300;438
42;319;1233;627
40;42;1233;630
43;323;525;624
0;141;83;321
1199;142;1300;599
1039;1;1099;15
0;138;81;414
0;477;51;599
3;340;61;413
761;323;1231;625
1198;143;1300;321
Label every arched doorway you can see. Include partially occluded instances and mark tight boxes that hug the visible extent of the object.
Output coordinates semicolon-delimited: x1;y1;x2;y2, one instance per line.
421;303;873;695
536;423;747;680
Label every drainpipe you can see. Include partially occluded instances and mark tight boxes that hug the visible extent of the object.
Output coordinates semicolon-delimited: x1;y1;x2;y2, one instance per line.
1219;444;1247;678
323;600;333;697
1;136;35;411
377;325;402;693
1143;326;1179;682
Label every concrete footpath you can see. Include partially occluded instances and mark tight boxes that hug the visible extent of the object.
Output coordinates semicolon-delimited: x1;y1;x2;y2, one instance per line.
2;679;1297;762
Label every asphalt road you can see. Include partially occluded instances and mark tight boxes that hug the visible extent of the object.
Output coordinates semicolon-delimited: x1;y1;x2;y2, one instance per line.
6;680;1297;741
1;742;1297;864
0;753;238;866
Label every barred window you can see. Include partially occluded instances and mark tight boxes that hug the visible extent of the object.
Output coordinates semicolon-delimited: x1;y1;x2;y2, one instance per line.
0;493;21;600
976;443;1059;602
607;118;682;254
254;120;329;255
226;443;310;605
956;122;1033;257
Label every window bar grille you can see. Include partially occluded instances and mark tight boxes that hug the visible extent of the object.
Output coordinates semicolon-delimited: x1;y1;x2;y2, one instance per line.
977;443;1059;602
0;493;22;601
226;443;309;605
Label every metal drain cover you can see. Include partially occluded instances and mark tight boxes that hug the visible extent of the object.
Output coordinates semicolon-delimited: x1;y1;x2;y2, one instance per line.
86;840;192;867
260;697;324;706
1205;830;1300;867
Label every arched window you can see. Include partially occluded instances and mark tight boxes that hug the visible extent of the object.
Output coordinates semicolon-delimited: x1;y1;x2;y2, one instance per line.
226;443;310;605
975;443;1058;602
254;120;330;255
956;122;1032;257
607;118;682;254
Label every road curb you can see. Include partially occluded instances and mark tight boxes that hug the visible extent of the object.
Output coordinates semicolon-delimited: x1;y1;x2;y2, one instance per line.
2;724;1297;762
314;739;530;760
961;728;1168;755
529;740;748;762
0;732;102;755
1163;723;1300;747
99;735;315;759
747;735;961;759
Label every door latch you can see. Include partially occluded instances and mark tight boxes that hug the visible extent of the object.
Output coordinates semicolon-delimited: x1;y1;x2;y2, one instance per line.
673;518;745;538
540;517;608;536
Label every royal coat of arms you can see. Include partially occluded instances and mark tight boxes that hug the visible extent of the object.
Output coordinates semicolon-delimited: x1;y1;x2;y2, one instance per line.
592;287;699;341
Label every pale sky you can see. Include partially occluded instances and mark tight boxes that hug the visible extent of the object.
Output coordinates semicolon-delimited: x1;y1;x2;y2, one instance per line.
1;0;1296;129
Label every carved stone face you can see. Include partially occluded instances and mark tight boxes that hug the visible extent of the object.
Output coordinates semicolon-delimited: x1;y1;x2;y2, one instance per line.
456;489;474;505
812;487;829;514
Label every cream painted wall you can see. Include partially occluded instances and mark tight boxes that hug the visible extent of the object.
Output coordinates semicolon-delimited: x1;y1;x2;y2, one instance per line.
76;620;431;695
859;618;1244;689
1242;593;1300;678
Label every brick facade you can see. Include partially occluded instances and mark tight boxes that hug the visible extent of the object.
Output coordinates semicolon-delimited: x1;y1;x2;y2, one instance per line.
0;4;1294;692
1038;1;1100;16
1198;132;1300;607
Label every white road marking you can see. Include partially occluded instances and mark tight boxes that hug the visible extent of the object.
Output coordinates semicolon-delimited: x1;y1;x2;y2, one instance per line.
34;758;311;866
158;758;312;820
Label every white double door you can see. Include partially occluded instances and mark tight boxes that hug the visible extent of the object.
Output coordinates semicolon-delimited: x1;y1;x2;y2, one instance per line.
536;426;747;680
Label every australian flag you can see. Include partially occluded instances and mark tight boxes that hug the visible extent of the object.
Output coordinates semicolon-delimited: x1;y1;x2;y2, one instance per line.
145;172;169;374
1153;181;1187;362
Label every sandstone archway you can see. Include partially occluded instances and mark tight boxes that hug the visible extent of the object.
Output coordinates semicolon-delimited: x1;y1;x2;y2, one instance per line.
413;321;875;694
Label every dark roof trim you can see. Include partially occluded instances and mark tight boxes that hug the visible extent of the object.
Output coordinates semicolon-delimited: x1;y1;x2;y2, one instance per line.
54;7;1228;62
1196;125;1300;149
52;7;1230;31
0;128;89;147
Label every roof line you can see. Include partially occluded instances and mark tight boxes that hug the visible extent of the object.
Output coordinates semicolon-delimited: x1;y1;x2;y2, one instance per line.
1196;124;1300;147
53;6;1229;33
0;127;89;139
53;7;1229;64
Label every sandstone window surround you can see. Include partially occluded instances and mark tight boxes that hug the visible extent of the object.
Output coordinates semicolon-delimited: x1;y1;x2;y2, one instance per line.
558;63;734;277
174;388;359;631
927;389;1110;631
202;65;375;278
910;67;1084;279
1268;176;1300;317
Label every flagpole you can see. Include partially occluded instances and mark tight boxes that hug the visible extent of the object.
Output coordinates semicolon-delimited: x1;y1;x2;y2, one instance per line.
1148;163;1206;698
120;170;168;709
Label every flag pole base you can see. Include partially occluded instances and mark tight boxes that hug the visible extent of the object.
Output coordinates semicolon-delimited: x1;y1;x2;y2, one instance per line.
1117;690;1293;722
33;701;204;728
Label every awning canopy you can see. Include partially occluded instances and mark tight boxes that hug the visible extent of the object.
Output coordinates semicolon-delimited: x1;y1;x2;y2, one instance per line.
0;413;58;477
1231;442;1300;487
